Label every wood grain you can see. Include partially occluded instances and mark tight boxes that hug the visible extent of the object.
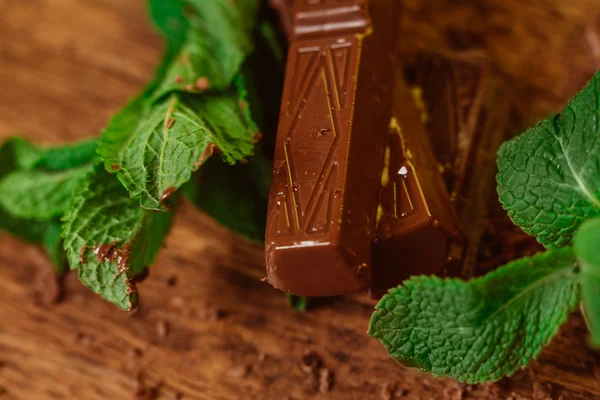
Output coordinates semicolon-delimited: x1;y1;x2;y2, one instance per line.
1;0;600;399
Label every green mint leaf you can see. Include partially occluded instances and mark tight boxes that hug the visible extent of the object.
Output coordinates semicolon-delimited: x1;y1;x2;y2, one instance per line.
147;0;188;53
182;154;269;243
574;217;600;347
62;166;174;311
497;71;600;248
0;136;87;272
369;248;580;383
33;138;97;171
0;206;49;243
152;0;259;100
0;166;90;220
0;137;43;178
100;91;257;211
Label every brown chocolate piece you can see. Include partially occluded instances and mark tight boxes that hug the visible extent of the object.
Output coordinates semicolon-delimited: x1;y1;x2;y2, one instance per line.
402;53;489;212
405;53;512;271
265;0;399;296
370;73;465;299
370;54;511;298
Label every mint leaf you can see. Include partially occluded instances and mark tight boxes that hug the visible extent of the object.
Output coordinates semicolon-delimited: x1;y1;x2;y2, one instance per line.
100;91;257;210
0;137;42;178
574;217;600;347
152;0;259;100
33;138;97;171
369;248;580;383
62;166;174;311
182;154;269;242
147;0;188;53
0;166;89;220
0;136;94;272
497;71;600;248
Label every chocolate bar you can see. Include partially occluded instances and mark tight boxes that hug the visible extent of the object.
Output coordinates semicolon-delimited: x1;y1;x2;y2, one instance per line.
265;0;399;296
370;54;511;298
370;72;465;298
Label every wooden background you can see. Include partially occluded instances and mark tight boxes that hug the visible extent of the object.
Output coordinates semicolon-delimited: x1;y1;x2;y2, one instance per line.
1;0;600;399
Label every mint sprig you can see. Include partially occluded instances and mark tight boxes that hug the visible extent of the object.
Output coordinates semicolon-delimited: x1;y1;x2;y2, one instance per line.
99;0;259;212
497;70;600;248
58;0;261;309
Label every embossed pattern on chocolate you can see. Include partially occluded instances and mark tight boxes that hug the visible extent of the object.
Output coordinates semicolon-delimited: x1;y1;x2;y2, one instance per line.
265;0;399;296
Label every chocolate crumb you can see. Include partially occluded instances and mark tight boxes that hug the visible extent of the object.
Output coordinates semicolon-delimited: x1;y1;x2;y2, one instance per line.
195;77;210;91
239;100;247;110
301;351;322;375
167;275;178;286
174;75;184;84
165;118;175;129
184;83;193;91
253;132;263;143
111;164;120;171
156;320;169;339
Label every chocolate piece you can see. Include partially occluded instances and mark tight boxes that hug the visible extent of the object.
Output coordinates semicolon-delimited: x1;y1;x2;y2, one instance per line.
405;53;512;272
265;0;399;296
370;54;511;298
370;72;465;298
402;53;489;212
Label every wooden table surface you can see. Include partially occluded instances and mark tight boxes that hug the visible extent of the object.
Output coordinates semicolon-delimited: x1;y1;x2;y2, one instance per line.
1;0;600;399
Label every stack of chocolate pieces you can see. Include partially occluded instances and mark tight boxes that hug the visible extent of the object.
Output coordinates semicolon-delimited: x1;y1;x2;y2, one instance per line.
266;0;511;298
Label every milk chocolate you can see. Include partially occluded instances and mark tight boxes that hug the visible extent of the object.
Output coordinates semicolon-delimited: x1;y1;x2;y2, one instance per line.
405;53;512;271
370;54;511;298
265;0;399;296
370;72;465;298
402;53;489;212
